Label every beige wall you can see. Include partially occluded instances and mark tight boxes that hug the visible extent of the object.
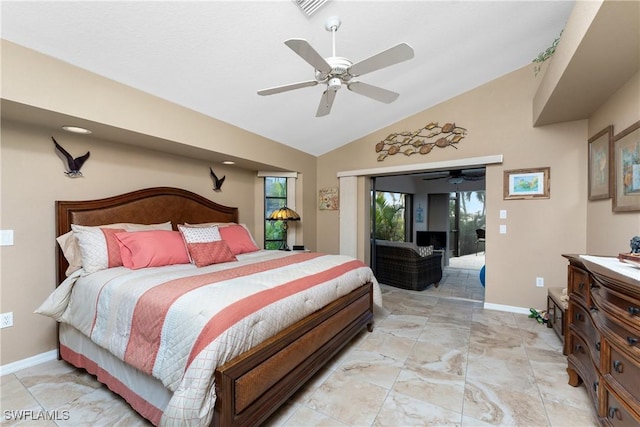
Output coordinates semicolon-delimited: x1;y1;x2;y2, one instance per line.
318;64;589;311
0;120;259;364
0;41;318;365
586;72;640;253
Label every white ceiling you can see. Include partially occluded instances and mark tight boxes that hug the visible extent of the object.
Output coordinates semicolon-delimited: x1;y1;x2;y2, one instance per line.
1;1;575;156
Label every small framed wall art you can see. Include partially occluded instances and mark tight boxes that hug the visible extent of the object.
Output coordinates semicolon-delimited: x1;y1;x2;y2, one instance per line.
319;187;339;210
613;120;640;212
503;167;550;200
588;125;613;201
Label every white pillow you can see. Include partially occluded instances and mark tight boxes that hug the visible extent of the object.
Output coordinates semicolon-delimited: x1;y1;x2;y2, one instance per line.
178;224;221;243
58;221;172;275
417;245;434;257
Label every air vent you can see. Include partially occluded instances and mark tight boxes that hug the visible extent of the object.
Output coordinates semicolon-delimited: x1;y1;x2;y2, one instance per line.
292;0;329;17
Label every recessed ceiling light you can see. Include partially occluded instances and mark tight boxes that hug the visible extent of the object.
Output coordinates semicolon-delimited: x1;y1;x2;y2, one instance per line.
62;125;92;134
222;161;235;165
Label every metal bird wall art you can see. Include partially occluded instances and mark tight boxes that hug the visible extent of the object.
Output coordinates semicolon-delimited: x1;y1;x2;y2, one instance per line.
210;167;226;192
52;137;90;178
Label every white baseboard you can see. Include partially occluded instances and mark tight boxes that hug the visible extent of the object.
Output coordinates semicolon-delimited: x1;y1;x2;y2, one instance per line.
483;302;530;315
0;350;58;376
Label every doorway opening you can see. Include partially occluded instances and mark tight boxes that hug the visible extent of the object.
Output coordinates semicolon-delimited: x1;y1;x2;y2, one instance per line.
370;168;486;302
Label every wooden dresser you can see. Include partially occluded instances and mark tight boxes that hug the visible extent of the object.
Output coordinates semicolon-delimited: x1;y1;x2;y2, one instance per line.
563;254;640;426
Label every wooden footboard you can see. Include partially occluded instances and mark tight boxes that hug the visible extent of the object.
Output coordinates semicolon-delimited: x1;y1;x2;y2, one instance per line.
213;282;374;427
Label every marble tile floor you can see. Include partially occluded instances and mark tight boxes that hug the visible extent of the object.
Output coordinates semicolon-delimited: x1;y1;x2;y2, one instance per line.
1;273;597;427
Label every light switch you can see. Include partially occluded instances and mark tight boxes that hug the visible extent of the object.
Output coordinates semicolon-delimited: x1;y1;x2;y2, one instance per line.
499;225;507;234
499;210;507;219
0;230;14;246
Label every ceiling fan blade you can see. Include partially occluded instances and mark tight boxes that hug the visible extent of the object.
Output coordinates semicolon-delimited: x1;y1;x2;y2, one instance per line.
348;43;414;77
347;81;399;103
285;39;332;74
316;88;337;117
257;80;318;96
422;173;450;181
463;175;485;181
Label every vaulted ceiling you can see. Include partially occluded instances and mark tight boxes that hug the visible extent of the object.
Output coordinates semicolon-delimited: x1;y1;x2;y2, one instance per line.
1;1;575;156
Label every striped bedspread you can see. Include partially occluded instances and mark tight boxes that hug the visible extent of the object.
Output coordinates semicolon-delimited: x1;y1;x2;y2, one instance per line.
46;250;381;426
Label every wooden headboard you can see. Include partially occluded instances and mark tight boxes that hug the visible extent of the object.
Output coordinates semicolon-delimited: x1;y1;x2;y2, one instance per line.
56;187;239;284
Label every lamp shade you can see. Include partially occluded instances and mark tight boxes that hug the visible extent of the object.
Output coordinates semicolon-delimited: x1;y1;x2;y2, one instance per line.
268;207;301;221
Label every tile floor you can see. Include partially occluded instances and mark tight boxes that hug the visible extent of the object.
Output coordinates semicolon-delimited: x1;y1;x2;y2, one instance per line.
1;262;597;426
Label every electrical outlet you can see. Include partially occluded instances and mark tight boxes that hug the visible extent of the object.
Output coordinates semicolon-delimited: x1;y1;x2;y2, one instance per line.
1;312;13;328
536;277;544;287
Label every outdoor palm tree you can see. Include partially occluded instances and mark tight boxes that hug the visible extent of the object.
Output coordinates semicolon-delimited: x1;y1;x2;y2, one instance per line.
373;192;405;241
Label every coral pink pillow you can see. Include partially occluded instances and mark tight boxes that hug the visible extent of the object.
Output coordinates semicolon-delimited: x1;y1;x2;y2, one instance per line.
186;241;237;267
219;224;259;255
115;231;190;269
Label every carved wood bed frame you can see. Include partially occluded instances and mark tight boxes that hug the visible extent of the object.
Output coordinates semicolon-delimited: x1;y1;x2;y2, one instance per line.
55;187;374;426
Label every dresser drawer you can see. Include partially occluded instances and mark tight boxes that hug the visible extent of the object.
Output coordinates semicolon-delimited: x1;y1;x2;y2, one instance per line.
569;265;591;305
601;315;640;358
593;286;640;330
570;301;601;361
603;385;640;427
568;332;601;409
607;345;640;399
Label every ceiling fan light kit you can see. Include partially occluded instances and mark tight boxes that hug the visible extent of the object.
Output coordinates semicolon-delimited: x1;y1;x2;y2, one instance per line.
257;16;414;117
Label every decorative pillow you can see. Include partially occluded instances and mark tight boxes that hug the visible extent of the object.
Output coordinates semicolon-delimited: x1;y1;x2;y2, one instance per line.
70;225;127;273
178;224;221;243
186;241;237;267
115;230;190;269
417;245;434;257
184;222;260;249
178;224;224;264
58;222;172;275
219;224;260;255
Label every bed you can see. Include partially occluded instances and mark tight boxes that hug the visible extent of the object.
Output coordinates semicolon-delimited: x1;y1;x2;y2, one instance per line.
38;187;381;426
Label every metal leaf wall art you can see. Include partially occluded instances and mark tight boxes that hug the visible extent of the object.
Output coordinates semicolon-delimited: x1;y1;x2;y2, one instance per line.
375;122;467;161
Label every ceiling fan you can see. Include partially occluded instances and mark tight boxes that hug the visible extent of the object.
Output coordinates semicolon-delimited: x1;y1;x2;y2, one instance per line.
257;16;414;117
422;169;486;185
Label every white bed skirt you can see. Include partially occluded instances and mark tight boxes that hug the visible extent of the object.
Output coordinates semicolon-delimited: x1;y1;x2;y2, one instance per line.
59;323;172;425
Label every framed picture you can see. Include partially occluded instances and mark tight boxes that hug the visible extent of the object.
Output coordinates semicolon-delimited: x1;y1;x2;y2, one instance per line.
588;125;613;200
613;120;640;212
503;167;550;200
319;187;339;210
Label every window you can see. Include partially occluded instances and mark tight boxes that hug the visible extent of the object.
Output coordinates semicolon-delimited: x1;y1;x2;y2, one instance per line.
372;191;412;242
264;176;287;250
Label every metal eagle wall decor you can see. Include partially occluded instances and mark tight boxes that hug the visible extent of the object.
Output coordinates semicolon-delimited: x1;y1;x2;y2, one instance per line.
375;122;467;161
52;137;90;177
210;167;226;192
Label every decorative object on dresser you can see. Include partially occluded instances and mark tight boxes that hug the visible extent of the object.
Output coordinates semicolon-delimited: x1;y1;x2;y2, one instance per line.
563;254;640;425
588;125;614;201
619;236;640;268
612;120;640;212
52;137;90;178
